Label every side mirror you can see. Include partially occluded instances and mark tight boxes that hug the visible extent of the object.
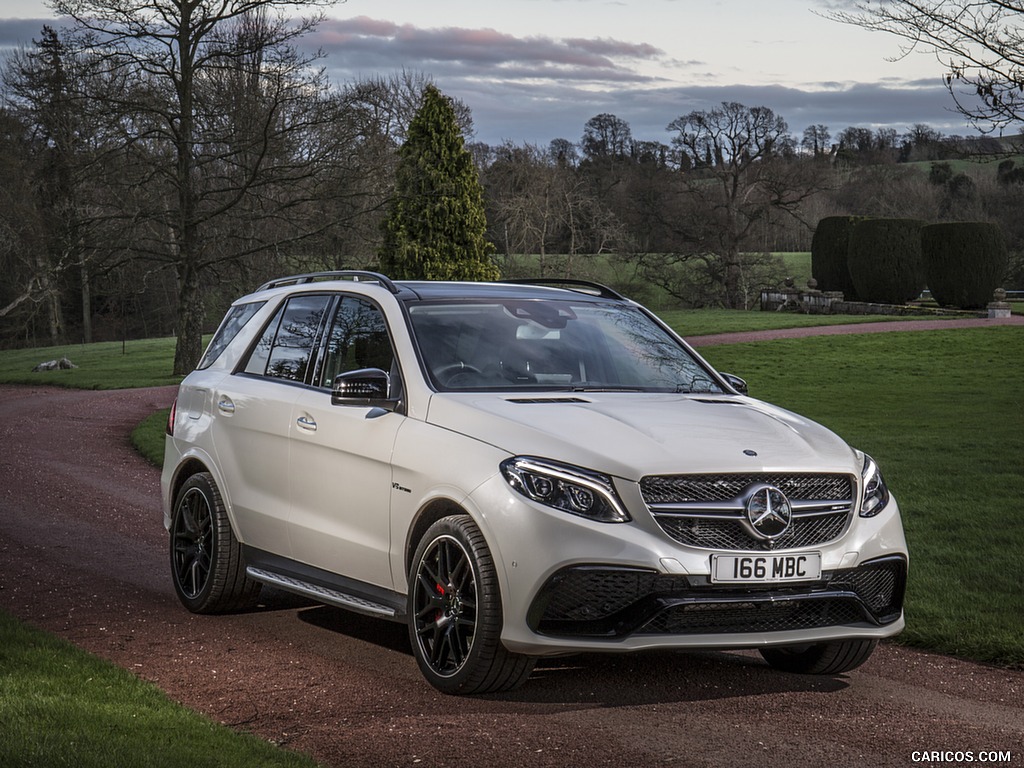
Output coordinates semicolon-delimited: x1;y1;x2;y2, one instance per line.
332;368;398;409
721;373;748;395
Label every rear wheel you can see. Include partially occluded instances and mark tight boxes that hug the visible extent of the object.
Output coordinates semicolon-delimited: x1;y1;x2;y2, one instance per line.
760;639;878;675
169;472;261;614
408;515;534;694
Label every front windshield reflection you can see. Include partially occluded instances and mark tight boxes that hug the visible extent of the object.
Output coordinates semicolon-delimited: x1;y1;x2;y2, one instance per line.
407;300;723;394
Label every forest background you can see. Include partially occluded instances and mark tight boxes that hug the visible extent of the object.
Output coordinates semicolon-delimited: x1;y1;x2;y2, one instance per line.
2;0;1023;372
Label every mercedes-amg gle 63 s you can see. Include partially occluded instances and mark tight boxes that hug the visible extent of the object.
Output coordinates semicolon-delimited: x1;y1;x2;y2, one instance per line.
162;272;907;694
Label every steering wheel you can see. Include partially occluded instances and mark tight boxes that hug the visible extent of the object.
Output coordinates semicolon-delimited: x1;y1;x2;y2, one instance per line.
435;362;483;386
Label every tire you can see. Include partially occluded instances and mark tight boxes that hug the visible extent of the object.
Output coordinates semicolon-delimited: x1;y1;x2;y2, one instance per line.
169;472;261;614
760;639;878;675
408;515;535;695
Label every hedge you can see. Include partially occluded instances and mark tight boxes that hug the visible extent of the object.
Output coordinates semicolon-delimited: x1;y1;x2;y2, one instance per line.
811;216;862;300
921;222;1007;309
847;218;927;304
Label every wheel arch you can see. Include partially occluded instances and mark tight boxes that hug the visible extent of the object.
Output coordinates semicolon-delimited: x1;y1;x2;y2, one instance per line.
166;451;237;532
404;497;470;579
169;457;209;505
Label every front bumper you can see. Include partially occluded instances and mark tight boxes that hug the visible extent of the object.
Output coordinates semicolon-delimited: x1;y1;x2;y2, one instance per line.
528;555;906;639
468;472;908;657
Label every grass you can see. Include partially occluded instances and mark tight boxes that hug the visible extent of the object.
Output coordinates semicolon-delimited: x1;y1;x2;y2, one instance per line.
132;409;171;465
0;304;958;390
125;321;1024;666
2;310;1022;766
501;251;815;310
699;326;1024;667
0;611;320;768
0;337;183;389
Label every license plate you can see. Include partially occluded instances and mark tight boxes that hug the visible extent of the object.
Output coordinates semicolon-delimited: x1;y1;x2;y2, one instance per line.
711;553;822;583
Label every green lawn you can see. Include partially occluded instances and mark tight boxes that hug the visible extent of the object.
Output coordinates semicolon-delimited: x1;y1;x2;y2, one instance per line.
1;312;1022;768
0;306;950;388
0;611;320;768
126;322;1024;666
0;337;184;389
700;326;1024;666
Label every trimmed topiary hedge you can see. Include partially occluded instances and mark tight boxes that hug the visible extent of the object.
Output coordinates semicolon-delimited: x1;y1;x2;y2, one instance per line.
921;222;1008;309
847;218;927;304
811;216;862;300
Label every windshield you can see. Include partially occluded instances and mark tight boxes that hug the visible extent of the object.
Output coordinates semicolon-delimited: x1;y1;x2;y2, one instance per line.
407;299;724;394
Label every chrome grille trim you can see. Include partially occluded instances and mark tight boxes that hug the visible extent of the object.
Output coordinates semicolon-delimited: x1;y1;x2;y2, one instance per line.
641;473;855;552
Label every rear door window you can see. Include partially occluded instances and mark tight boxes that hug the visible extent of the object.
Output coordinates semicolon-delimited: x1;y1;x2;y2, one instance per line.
243;295;332;382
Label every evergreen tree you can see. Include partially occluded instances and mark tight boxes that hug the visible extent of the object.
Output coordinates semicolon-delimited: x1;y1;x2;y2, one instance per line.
379;85;498;281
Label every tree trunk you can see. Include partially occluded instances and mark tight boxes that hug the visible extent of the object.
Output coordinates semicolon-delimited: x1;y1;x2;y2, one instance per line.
171;4;200;377
172;261;204;376
34;252;65;346
80;256;92;344
723;251;744;310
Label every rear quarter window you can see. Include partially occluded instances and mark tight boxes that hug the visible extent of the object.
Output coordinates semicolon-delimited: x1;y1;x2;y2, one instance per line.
197;301;266;369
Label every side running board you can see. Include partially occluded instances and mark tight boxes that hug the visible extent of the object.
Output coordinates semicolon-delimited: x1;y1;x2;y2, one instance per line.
246;567;402;620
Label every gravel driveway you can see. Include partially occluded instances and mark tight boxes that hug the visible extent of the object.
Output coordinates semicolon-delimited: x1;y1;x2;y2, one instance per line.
2;317;1021;768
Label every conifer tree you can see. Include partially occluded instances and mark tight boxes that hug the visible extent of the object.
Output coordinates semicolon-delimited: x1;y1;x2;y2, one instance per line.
379;85;498;281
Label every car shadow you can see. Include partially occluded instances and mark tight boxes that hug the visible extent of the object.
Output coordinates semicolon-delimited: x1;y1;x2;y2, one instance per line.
290;601;852;706
497;649;852;706
295;603;412;655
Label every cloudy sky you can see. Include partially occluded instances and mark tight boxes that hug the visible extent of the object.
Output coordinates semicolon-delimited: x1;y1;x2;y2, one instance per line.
0;0;979;147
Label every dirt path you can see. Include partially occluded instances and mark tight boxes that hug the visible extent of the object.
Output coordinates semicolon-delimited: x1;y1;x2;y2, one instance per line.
1;317;1022;768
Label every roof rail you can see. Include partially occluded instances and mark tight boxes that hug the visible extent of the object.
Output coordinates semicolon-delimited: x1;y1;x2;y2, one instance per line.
498;278;627;301
256;271;400;294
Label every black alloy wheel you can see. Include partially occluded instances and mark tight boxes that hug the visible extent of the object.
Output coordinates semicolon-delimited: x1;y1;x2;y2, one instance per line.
169;472;260;614
409;516;534;695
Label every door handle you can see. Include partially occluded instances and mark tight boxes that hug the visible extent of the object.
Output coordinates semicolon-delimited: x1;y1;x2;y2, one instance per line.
296;415;317;432
217;398;235;414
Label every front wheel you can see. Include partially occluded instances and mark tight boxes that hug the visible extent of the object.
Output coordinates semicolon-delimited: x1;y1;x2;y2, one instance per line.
169;472;261;614
408;516;534;695
760;639;878;675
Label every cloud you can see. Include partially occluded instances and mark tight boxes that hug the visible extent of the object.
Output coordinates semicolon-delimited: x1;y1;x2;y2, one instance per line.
308;16;668;84
1;13;978;148
304;15;975;145
0;17;64;50
555;80;974;145
308;22;973;145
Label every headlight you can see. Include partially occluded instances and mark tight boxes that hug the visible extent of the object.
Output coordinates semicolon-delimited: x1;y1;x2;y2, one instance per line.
859;452;891;517
500;457;630;523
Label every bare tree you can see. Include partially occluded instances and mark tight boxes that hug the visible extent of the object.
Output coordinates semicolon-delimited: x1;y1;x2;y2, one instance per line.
581;113;632;161
666;102;826;308
51;0;347;373
483;141;626;279
801;124;831;157
343;69;474;148
827;1;1024;134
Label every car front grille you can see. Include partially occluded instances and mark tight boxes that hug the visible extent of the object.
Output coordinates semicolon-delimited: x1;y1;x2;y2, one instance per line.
640;473;855;552
529;556;906;639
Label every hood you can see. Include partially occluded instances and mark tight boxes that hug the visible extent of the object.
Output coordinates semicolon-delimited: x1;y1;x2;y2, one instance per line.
425;392;857;480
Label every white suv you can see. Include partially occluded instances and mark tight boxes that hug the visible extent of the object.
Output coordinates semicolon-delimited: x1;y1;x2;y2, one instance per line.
161;272;907;694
